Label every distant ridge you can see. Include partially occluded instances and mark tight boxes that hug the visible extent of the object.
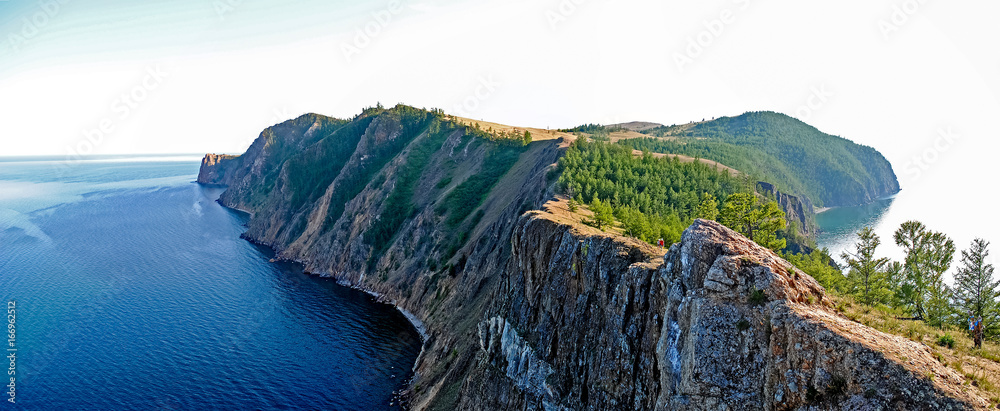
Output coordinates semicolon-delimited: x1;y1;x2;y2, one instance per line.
612;111;900;207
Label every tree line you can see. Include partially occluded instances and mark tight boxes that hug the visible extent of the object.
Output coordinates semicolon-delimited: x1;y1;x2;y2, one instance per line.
620;111;900;208
559;139;791;251
830;222;997;340
559;137;998;347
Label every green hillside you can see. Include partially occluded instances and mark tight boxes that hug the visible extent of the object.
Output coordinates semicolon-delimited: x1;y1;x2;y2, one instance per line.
619;112;900;207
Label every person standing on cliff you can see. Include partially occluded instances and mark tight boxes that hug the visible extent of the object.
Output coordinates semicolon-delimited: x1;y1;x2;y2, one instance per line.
975;316;984;349
969;313;984;349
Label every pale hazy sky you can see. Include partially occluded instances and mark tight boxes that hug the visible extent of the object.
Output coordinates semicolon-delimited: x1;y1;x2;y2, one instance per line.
1;0;998;193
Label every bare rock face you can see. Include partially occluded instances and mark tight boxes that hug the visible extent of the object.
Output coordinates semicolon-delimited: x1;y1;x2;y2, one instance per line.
196;153;238;185
466;215;988;410
657;220;986;409
756;181;816;240
198;108;984;410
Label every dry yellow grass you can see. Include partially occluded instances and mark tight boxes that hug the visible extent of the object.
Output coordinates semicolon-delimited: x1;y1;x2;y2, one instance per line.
832;294;1000;406
451;116;743;177
450;115;575;145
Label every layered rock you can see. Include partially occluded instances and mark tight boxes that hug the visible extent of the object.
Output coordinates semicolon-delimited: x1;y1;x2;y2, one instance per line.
466;215;988;410
199;107;985;410
757;181;817;240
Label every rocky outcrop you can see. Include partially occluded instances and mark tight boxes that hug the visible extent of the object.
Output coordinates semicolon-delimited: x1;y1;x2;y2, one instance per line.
197;153;238;186
757;181;817;239
465;215;988;410
200;107;986;410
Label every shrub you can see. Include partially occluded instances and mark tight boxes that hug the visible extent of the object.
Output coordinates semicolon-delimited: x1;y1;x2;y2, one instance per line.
937;334;956;349
736;319;751;331
748;287;767;306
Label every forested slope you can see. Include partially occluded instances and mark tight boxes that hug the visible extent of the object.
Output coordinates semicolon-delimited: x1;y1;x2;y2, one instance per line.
621;111;900;207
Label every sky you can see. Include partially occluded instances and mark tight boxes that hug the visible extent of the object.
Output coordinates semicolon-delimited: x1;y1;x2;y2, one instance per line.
0;0;1000;159
0;0;998;268
0;0;998;184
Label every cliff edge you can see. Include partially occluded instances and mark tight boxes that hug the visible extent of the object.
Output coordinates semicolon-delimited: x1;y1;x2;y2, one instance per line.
198;107;984;409
468;213;987;409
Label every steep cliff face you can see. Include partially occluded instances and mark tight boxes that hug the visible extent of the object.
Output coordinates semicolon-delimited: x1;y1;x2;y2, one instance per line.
197;153;238;185
200;107;985;410
468;215;988;410
757;181;817;239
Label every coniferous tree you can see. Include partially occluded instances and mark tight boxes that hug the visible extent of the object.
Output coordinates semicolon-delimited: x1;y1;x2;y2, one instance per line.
841;227;892;306
953;239;999;337
567;196;579;213
893;221;956;322
696;192;719;221
588;198;615;230
719;192;786;251
783;248;847;292
925;274;955;329
557;139;743;246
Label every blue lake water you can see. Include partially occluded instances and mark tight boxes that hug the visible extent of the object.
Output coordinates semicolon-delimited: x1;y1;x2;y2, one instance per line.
816;181;998;278
0;157;421;410
816;196;897;260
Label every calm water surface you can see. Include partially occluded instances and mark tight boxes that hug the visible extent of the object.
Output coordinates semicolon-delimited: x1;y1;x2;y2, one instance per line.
817;181;997;275
0;157;421;410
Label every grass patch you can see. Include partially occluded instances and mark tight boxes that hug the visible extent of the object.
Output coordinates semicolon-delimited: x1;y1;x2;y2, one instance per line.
829;292;1000;401
736;319;751;331
365;119;459;262
439;144;524;228
748;287;767;306
937;333;956;349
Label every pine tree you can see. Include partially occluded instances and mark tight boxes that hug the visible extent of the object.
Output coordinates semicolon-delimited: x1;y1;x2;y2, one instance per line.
696;192;719;221
925;274;955;329
893;221;956;322
719;192;786;251
588;198;615;230
953;239;999;337
567;196;579;213
840;227;892;306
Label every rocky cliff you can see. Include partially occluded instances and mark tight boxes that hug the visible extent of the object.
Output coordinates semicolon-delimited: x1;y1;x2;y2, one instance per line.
199;106;986;410
757;181;817;242
468;214;987;409
197;153;238;185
